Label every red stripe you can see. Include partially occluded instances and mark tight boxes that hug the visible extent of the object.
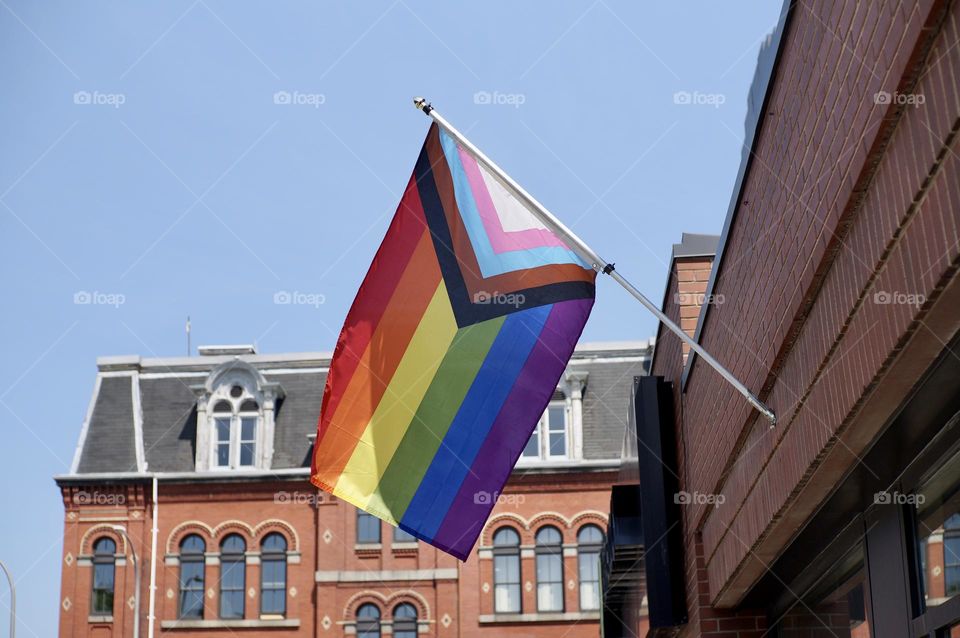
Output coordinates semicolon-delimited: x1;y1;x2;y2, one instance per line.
311;175;433;479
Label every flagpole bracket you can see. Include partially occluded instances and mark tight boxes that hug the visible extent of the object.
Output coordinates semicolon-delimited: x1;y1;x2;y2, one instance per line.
602;263;616;275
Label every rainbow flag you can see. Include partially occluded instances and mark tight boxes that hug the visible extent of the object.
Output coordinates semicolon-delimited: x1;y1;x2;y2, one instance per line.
310;123;596;559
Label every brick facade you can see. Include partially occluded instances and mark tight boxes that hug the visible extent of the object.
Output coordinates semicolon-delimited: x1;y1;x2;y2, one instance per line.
56;471;618;638
645;0;960;636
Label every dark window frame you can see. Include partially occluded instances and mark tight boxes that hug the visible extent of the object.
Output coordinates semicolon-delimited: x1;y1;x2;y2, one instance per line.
535;525;564;612
356;510;381;545
91;537;116;616
577;524;603;611
392;602;417;638
178;534;205;619
356;603;381;638
260;533;287;617
219;534;246;619
492;527;522;614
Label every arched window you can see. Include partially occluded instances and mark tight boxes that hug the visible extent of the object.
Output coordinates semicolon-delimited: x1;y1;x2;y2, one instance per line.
393;603;417;638
260;533;287;617
493;527;521;613
577;525;604;610
219;535;246;619
91;537;116;615
178;535;205;619
357;509;381;544
356;603;381;638
535;526;564;611
946;514;960;596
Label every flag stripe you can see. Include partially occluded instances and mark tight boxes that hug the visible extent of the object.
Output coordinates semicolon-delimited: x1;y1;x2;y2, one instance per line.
335;282;458;517
312;230;441;489
399;304;552;538
316;176;430;442
372;315;506;521
433;298;592;558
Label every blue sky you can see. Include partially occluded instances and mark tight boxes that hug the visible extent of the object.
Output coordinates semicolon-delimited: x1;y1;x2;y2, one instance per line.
0;1;782;635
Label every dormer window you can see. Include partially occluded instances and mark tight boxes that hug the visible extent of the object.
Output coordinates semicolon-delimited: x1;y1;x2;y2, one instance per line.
192;360;283;472
212;395;260;469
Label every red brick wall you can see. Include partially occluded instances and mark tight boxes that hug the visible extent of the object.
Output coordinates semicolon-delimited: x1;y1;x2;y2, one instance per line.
654;0;960;629
58;470;620;638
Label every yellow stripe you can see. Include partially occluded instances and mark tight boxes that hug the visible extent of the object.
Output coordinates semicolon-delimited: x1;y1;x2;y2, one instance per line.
333;282;457;522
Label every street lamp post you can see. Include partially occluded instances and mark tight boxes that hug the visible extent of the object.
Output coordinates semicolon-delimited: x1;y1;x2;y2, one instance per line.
0;559;14;638
110;527;140;638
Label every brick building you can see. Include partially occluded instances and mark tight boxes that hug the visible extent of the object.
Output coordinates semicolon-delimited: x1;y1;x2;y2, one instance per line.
603;1;960;637
55;340;652;638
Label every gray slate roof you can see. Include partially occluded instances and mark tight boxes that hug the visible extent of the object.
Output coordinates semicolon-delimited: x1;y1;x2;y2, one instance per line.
69;342;652;476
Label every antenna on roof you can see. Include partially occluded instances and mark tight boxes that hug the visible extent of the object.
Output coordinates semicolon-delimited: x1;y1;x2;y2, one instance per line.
186;316;191;356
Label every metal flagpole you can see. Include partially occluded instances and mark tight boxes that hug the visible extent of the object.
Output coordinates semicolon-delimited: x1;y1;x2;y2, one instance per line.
413;97;777;425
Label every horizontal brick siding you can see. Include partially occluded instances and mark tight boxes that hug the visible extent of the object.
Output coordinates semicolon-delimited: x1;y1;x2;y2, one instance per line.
670;0;960;608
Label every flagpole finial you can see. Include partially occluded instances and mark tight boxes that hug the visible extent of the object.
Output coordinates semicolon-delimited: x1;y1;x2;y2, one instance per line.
413;97;433;114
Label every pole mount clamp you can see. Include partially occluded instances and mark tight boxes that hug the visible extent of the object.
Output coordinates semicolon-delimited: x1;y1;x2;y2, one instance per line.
602;263;616;275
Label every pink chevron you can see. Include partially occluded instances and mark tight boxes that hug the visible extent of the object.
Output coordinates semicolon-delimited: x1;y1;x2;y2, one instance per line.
457;146;567;255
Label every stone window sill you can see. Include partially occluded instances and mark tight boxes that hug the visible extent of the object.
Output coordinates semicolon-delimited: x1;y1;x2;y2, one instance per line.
478;611;600;624
160;619;300;629
88;616;113;623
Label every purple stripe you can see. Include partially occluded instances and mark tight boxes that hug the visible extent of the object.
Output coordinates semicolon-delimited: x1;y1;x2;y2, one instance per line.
431;298;594;559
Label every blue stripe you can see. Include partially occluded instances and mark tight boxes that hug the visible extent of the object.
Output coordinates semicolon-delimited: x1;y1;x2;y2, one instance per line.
439;131;589;276
400;305;551;537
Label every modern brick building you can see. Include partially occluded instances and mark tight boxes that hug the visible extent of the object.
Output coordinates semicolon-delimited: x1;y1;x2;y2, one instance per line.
603;1;960;637
55;340;652;638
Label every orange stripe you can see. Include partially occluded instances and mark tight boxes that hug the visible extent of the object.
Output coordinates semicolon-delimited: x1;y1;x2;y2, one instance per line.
312;230;442;488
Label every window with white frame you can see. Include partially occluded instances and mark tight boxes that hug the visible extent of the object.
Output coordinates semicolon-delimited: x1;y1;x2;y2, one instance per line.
521;401;569;461
211;388;261;469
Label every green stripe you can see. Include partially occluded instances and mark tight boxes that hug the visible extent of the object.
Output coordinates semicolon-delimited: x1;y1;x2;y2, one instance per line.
372;315;505;521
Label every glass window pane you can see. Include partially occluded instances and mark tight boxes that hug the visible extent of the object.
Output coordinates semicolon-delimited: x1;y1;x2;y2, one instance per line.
579;549;600;610
549;431;566;456
216;417;231;441
240;417;256;441
219;537;245;620
179;559;204;619
548;405;565;430
239;442;254;466
217;443;230;467
357;511;381;544
394;527;416;542
522;427;540;458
